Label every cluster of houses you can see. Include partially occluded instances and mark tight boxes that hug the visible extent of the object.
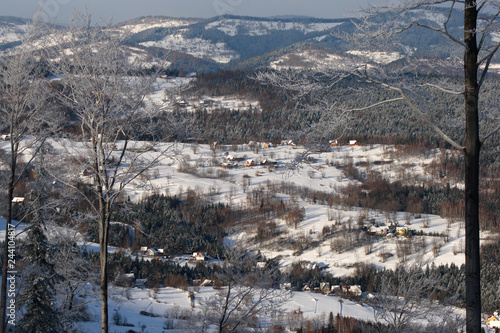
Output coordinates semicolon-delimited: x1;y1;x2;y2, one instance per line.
295;282;363;297
133;248;211;263
221;154;278;169
367;225;413;238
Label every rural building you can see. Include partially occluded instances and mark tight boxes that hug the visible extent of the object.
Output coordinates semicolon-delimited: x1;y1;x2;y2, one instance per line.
487;312;500;328
12;197;25;204
341;285;363;296
193;251;208;261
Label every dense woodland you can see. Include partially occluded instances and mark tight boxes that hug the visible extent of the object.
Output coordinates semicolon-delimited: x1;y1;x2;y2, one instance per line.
174;70;500;168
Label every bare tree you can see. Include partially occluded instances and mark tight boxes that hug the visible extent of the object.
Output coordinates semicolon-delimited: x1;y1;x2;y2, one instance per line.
48;223;99;323
0;20;60;333
199;248;288;333
372;264;464;333
44;12;170;333
258;2;499;332
347;3;499;331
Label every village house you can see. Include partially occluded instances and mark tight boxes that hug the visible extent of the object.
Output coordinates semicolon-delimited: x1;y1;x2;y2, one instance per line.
281;139;295;146
221;162;238;169
260;159;278;166
244;159;255;167
12;197;25;204
487;312;500;329
193;251;209;261
319;282;331;294
348;140;359;146
341;285;363;297
329;140;338;146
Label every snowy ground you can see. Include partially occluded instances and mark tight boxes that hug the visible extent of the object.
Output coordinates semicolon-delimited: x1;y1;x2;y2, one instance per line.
2;138;490;331
76;285;377;332
1;139;479;277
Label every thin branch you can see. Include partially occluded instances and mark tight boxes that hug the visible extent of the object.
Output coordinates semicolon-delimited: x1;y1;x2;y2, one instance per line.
359;73;464;151
478;41;500;87
341;97;405;112
481;123;500;144
421;83;464;95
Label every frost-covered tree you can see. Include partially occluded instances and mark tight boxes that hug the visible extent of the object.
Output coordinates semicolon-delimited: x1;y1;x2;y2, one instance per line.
372;264;464;333
44;12;172;333
198;248;288;333
0;19;60;332
258;2;500;332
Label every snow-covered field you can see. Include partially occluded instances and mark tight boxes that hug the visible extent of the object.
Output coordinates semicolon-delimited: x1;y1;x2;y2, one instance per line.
2;137;487;332
76;285;380;332
1;138;476;277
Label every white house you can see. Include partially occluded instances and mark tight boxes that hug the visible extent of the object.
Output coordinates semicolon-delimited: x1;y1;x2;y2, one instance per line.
12;197;25;204
193;251;208;261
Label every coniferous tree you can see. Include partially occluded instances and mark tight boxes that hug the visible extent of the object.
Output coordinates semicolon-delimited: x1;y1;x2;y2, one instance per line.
17;221;64;333
17;167;64;333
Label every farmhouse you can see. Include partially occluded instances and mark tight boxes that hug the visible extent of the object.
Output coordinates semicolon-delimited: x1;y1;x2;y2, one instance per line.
12;197;25;204
221;162;237;169
488;312;500;328
281;139;295;146
193;251;209;261
319;282;331;294
245;159;255;167
341;285;363;297
348;140;359;146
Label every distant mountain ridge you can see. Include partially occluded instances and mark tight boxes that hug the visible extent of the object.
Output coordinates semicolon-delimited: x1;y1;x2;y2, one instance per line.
1;11;499;74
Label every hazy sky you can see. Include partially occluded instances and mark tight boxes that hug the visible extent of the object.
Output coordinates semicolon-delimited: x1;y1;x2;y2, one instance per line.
3;0;384;23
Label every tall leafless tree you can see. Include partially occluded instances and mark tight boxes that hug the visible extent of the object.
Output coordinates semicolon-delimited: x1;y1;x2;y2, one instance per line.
258;2;499;332
348;2;499;331
44;12;171;333
372;264;464;332
0;20;60;333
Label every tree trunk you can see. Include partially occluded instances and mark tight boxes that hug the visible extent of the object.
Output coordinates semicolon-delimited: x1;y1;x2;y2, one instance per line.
100;204;110;333
463;1;481;332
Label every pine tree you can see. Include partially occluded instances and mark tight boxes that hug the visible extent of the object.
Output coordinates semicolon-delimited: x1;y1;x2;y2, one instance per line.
17;221;64;332
17;169;64;332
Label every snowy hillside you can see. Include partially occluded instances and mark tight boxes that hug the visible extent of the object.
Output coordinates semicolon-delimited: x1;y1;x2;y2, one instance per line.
205;17;342;36
140;34;240;63
2;11;499;73
118;16;199;34
0;20;28;45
